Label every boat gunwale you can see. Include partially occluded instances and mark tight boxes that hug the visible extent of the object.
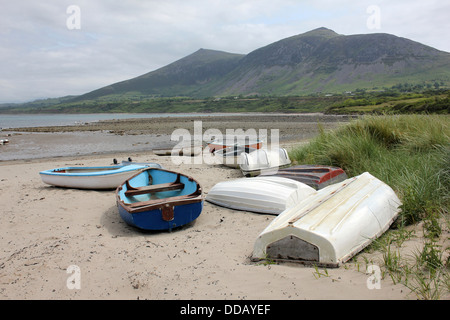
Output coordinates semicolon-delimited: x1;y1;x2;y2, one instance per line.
39;164;148;177
116;167;203;214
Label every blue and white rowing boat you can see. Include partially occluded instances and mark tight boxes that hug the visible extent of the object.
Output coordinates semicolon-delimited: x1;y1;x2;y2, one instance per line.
116;167;204;231
39;163;159;190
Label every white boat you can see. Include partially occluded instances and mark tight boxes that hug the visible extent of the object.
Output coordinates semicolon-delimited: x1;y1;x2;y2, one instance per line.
39;164;151;190
251;172;401;267
213;145;257;168
239;148;291;177
206;176;316;214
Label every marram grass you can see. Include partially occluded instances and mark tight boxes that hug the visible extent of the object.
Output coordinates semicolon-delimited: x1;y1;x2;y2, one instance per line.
290;114;449;299
290;114;449;225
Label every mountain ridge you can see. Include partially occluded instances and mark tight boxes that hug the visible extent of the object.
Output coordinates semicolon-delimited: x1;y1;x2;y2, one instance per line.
32;27;450;102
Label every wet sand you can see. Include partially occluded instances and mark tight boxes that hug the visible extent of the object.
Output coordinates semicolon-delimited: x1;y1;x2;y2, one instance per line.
0;114;351;161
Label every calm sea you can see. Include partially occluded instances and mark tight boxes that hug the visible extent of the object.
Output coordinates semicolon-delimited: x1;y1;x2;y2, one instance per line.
0;113;241;129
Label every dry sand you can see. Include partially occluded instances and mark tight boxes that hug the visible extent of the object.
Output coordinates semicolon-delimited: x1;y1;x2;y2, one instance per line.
0;115;429;300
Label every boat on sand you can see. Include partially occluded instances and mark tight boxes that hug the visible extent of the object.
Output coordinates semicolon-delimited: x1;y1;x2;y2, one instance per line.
252;172;401;267
239;148;291;177
259;165;347;189
116;167;203;231
213;145;256;168
206;137;262;153
39;164;150;190
206;176;316;215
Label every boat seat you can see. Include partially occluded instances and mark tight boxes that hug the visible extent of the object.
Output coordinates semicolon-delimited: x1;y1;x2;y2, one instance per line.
125;173;185;196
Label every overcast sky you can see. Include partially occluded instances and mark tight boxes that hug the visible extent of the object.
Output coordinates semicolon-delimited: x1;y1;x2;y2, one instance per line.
1;0;449;103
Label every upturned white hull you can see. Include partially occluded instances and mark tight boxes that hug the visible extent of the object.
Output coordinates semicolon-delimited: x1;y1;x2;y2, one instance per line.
239;148;291;176
252;172;401;267
213;146;256;168
206;176;316;214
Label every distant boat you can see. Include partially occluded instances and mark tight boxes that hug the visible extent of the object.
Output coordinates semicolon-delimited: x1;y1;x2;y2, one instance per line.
259;165;347;189
115;158;164;168
39;164;152;190
213;145;257;168
239;148;291;177
116;167;204;231
206;136;262;153
0;139;9;145
252;172;401;267
206;176;316;215
153;140;203;157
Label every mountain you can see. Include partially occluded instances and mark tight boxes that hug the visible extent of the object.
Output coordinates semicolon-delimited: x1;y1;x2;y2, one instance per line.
61;27;450;100
73;49;244;101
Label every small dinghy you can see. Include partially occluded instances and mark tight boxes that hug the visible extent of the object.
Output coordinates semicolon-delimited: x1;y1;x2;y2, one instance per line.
207;137;262;153
40;164;150;190
153;140;203;157
259;165;347;189
239;148;291;177
213;145;256;168
206;176;316;215
116;168;203;231
115;158;164;168
252;172;401;267
153;145;202;157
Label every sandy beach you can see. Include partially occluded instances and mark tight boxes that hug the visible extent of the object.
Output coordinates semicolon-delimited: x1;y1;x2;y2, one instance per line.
0;114;428;300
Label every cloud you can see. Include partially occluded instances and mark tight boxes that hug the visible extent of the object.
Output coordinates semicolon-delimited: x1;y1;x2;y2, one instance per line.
1;0;449;103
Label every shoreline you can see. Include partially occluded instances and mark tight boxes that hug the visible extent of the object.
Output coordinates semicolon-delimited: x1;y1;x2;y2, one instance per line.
0;114;349;162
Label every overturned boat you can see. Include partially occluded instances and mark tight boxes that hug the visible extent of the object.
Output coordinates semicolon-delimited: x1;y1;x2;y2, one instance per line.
252;172;401;267
116;168;203;231
206;136;262;153
206;176;316;215
213;145;257;168
259;165;347;189
239;148;291;177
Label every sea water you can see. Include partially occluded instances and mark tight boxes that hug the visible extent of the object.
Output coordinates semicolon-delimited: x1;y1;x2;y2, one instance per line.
0;113;240;129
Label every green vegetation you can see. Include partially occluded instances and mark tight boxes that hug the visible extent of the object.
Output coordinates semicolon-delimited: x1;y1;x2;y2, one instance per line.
290;114;449;299
1;86;448;115
325;87;450;114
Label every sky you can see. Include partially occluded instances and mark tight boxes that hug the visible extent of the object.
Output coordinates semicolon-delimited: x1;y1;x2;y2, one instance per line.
1;0;449;103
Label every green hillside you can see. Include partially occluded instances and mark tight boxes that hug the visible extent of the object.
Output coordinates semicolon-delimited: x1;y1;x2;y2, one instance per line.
2;27;450;113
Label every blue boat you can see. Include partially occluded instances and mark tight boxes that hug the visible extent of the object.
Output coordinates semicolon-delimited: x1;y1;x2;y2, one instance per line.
116;168;204;231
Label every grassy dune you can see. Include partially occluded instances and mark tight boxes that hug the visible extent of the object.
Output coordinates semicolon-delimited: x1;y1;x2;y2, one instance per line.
290;114;449;299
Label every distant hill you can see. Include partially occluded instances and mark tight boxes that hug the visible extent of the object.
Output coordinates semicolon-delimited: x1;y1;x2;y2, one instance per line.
72;49;244;101
2;27;450;114
71;27;450;100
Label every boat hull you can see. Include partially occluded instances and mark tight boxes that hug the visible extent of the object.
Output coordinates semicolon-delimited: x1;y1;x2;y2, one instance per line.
118;201;203;231
39;164;149;190
259;165;347;189
239;148;291;177
206;176;316;214
252;172;401;267
213;146;256;168
207;138;262;153
116;167;203;231
153;146;202;157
